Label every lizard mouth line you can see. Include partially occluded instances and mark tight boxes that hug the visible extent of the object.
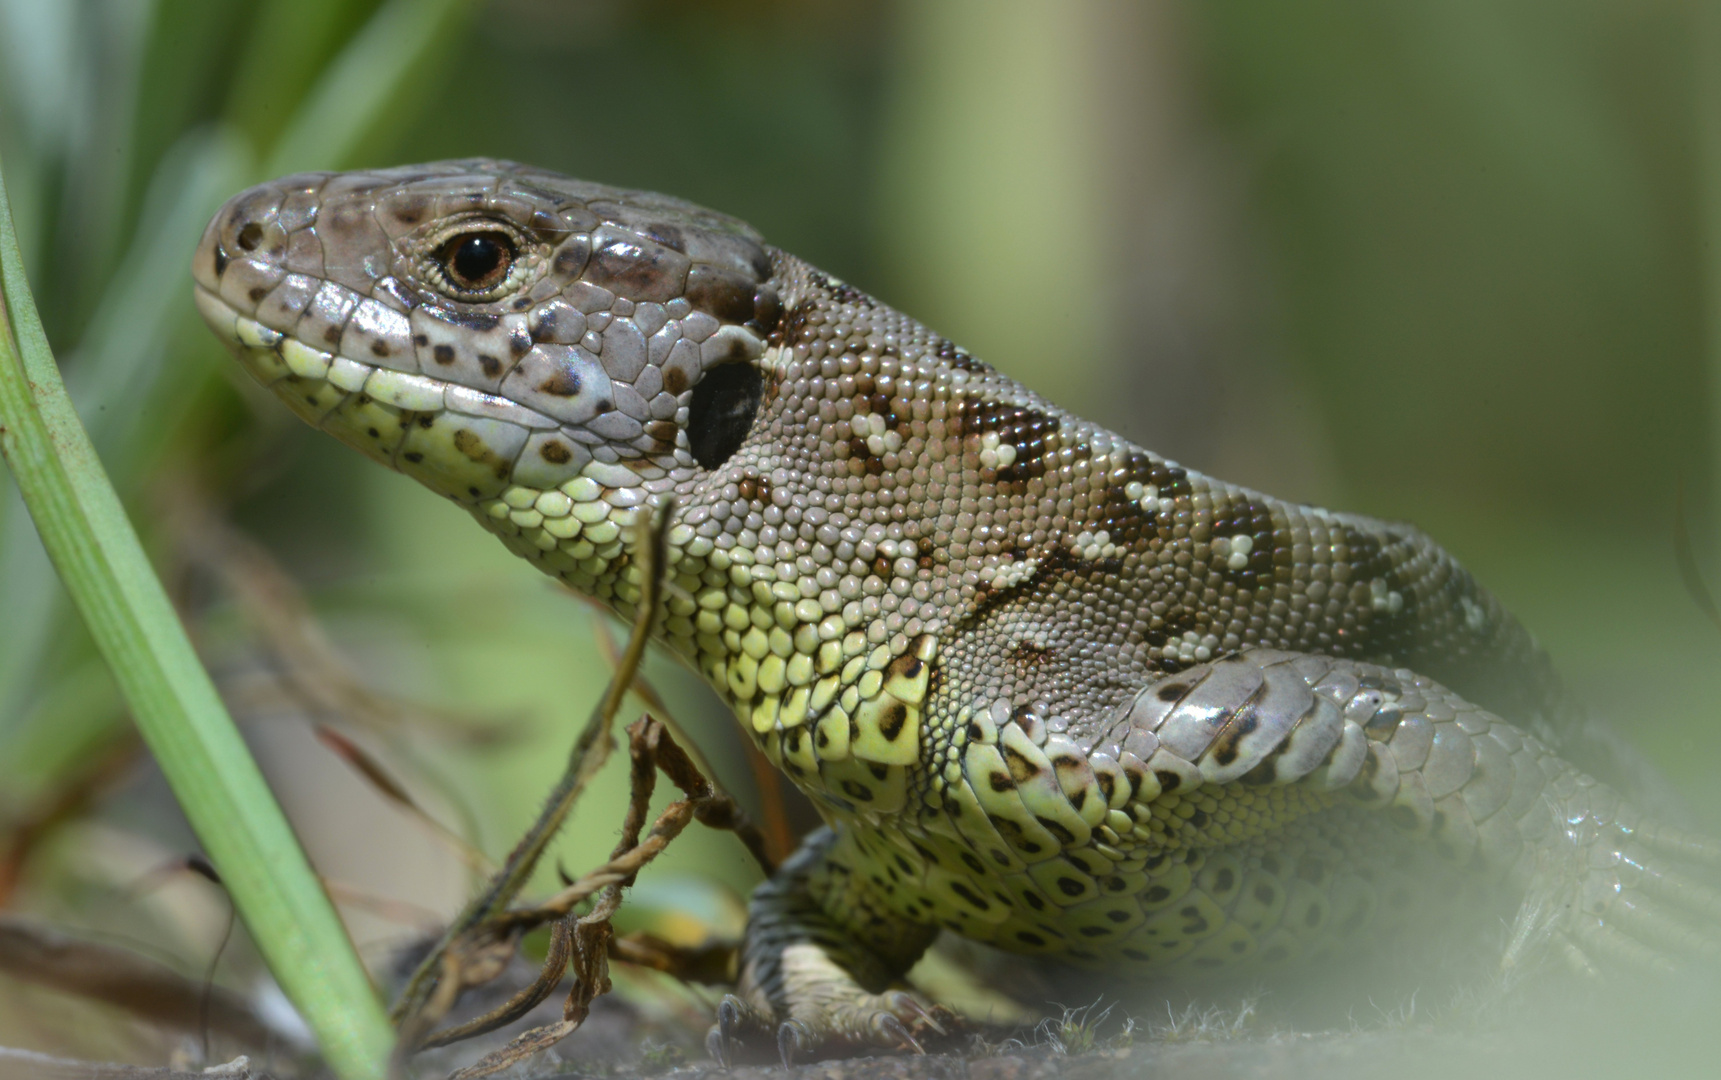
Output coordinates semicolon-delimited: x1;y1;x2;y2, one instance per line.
193;283;650;507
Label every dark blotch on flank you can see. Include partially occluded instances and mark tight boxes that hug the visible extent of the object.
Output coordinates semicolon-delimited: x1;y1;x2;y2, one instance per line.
1155;769;1181;792
248;286;268;303
370;340;390;358
1157;682;1189;702
479;354;503;378
433;344;455;365
950;882;989;910
1210;711;1259;768
540;441;572;464
1038;817;1075;845
876;702;908;741
404;452;423;463
1056;877;1086;897
1004;745;1041;783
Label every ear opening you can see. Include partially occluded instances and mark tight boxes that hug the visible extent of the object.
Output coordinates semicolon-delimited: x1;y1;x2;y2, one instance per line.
687;361;764;469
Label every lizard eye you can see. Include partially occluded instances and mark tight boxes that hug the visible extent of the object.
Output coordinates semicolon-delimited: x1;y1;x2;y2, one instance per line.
687;362;763;469
434;230;516;294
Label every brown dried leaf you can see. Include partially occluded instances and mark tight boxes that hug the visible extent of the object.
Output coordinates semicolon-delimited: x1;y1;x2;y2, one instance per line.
609;932;736;986
312;725;492;871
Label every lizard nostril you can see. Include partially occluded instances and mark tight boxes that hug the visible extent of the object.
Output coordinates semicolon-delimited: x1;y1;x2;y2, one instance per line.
235;222;264;251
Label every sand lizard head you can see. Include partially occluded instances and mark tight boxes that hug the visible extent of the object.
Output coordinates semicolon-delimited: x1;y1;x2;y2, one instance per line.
192;159;785;519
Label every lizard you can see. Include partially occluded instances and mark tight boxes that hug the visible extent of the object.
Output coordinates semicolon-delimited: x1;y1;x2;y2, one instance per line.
190;159;1721;1062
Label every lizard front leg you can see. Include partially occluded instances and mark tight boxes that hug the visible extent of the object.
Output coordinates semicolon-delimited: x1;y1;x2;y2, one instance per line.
710;827;943;1065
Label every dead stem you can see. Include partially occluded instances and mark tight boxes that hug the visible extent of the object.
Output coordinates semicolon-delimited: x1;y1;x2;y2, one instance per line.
388;499;679;1062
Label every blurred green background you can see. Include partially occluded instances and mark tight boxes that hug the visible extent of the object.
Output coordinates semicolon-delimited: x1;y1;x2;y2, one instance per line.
2;0;1719;1063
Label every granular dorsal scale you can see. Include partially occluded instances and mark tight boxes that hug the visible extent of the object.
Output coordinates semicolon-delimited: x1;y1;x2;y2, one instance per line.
192;159;1721;1062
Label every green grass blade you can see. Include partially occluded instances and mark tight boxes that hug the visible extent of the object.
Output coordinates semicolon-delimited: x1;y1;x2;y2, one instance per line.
0;157;392;1080
0;485;59;724
63;127;249;465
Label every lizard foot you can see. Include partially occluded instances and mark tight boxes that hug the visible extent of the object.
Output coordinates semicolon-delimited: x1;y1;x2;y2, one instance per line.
1507;814;1721;978
705;990;955;1067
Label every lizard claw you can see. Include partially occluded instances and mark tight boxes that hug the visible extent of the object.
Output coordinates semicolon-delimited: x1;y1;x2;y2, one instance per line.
777;1019;814;1068
704;1026;728;1071
883;990;947;1036
873;1011;924;1055
706;993;758;1069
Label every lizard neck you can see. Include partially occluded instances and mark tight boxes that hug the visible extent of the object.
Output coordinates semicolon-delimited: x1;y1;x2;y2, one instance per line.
467;474;940;823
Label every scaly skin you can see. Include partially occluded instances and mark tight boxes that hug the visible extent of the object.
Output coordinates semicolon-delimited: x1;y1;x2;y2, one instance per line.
193;160;1721;1060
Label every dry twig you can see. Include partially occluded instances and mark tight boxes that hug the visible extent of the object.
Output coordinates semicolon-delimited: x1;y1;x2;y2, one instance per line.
0;915;276;1049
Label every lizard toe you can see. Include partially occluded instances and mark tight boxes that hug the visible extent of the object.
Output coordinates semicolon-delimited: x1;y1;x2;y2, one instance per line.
706;993;772;1067
777;1018;816;1068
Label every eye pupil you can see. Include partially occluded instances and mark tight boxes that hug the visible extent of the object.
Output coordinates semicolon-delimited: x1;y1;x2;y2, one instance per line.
439;230;515;292
453;235;500;280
